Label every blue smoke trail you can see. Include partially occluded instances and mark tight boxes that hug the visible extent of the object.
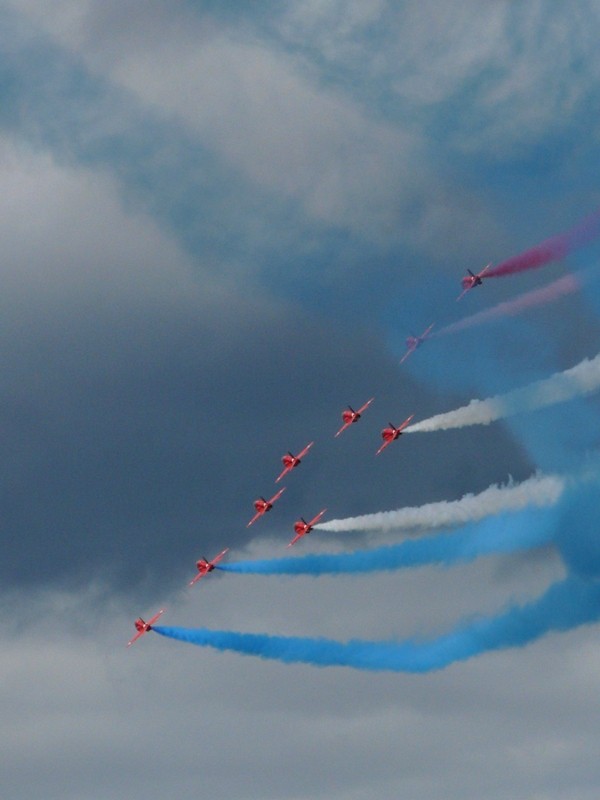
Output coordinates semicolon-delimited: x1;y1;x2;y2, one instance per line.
555;481;600;579
155;482;600;672
217;506;557;577
153;575;600;672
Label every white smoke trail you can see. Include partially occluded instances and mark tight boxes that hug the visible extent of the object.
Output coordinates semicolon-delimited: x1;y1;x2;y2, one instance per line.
316;473;565;533
405;352;600;433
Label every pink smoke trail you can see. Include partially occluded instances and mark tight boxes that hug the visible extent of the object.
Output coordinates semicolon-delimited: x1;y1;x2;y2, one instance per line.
486;210;600;279
437;273;582;337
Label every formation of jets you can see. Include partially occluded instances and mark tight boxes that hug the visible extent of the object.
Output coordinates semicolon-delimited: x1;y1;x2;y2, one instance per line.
128;261;499;645
128;396;412;644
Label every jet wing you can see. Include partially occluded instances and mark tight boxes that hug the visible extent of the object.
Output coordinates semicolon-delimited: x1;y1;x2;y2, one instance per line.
357;398;374;415
275;464;292;483
147;609;165;627
308;509;327;527
456;284;472;302
399;346;416;364
296;441;314;460
267;487;286;505
246;509;264;527
334;420;352;437
127;629;146;648
212;547;230;565
375;438;394;456
397;413;415;432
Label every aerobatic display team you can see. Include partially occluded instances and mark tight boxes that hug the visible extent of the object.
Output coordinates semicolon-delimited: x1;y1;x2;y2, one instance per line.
128;209;600;672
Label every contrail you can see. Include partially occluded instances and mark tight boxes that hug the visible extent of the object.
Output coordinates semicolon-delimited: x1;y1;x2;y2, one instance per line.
317;472;564;533
153;576;600;672
437;273;582;338
486;210;600;279
217;506;556;576
406;351;600;434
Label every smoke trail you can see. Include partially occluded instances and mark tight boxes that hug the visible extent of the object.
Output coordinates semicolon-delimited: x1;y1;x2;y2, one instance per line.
217;506;556;576
437;274;581;338
153;575;600;672
406;351;600;433
317;472;564;533
486;210;600;279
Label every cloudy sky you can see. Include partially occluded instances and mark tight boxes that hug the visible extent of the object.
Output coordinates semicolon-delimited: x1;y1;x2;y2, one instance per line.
2;2;600;798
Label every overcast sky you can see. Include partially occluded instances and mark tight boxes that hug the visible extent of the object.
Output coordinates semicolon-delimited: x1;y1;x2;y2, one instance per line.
2;2;600;799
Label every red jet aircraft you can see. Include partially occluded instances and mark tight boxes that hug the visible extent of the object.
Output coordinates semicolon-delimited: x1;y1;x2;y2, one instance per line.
334;398;374;437
376;414;415;455
127;609;165;647
189;547;230;586
399;323;435;364
287;508;327;547
276;441;314;483
247;487;286;527
456;263;492;300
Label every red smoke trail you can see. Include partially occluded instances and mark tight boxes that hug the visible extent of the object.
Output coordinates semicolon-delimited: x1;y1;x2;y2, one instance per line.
487;210;600;279
437;273;581;337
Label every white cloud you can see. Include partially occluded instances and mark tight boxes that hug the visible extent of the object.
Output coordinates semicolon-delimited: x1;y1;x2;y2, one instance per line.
276;0;387;62
0;133;280;327
2;542;600;800
3;1;523;269
0;1;439;243
279;0;600;154
92;36;421;237
9;0;600;229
